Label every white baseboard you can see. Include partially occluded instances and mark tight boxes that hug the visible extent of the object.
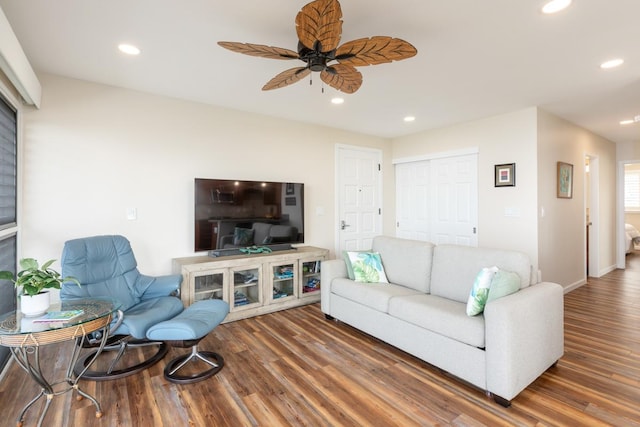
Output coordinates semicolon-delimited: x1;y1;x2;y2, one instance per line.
564;279;587;294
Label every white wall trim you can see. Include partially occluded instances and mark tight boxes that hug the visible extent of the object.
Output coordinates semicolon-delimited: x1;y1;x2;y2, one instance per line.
0;7;41;107
563;279;587;294
617;159;640;268
392;147;479;165
599;263;618;277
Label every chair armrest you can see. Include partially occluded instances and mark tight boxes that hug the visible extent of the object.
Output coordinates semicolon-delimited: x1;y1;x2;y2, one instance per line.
320;259;348;315
484;282;564;401
138;274;183;300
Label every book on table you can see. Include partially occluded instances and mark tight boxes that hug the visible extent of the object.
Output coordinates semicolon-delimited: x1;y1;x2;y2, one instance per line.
33;310;84;323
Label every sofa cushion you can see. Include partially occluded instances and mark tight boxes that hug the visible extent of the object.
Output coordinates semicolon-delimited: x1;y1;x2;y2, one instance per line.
372;236;435;293
346;251;389;283
331;278;422;313
251;222;272;245
389;294;486;348
430;245;531;303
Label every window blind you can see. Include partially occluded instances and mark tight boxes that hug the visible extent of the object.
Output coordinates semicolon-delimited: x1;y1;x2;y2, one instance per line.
624;171;640;211
0;95;17;229
0;233;16;368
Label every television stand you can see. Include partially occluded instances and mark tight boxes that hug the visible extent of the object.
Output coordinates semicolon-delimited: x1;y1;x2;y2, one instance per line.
173;246;328;323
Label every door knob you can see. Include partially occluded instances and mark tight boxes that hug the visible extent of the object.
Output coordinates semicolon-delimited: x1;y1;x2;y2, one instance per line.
341;220;351;230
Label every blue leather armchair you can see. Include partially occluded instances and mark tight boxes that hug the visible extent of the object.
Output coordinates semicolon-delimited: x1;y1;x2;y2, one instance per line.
60;235;184;379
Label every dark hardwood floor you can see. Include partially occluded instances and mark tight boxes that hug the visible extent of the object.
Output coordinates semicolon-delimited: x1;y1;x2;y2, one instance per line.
0;255;639;426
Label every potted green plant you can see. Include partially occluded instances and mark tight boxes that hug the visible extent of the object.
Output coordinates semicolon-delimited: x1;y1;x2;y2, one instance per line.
0;258;81;316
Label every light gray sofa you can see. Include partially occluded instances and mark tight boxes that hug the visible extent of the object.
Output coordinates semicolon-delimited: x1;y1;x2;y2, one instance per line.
321;236;564;406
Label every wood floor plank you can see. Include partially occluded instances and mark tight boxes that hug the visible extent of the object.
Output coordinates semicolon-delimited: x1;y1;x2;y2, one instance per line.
1;252;639;426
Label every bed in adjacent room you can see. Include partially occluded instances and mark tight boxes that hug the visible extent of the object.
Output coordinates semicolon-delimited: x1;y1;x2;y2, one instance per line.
625;223;640;253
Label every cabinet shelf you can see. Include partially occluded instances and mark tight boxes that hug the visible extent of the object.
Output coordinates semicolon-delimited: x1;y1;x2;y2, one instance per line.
173;246;328;323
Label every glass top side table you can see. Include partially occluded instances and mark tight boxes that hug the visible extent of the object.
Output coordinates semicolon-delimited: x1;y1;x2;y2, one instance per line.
0;297;121;427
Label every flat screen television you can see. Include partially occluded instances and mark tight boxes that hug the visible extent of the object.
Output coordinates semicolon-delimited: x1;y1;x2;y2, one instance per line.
194;178;304;251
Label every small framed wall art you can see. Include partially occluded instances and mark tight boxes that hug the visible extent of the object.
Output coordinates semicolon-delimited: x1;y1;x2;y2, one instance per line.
557;161;573;198
494;163;515;187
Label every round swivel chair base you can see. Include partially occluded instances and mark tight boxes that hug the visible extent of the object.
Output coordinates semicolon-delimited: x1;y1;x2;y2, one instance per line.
164;351;224;384
74;341;169;381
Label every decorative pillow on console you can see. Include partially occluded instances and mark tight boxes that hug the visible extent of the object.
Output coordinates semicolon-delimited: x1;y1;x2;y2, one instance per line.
233;227;254;246
466;267;521;316
346;251;389;283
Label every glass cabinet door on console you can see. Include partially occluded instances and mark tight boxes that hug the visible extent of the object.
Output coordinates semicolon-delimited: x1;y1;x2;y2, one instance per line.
192;270;226;303
230;265;263;311
268;261;298;303
300;259;322;298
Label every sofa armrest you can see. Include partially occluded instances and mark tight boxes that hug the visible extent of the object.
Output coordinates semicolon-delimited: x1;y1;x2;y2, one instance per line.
320;259;348;315
484;282;564;401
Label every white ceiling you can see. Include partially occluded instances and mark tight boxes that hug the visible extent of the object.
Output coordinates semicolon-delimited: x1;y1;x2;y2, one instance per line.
1;0;640;142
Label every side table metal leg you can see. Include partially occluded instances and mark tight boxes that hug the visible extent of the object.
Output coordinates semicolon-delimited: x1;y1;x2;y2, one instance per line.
69;325;111;418
11;347;55;427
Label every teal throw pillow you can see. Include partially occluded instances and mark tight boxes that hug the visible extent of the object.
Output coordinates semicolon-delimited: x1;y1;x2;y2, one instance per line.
487;270;521;302
466;266;498;316
346;251;389;283
233;227;254;246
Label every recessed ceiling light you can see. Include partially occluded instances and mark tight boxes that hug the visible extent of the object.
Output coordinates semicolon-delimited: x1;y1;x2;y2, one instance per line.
331;97;344;105
118;43;140;55
542;0;572;14
600;58;624;69
620;119;635;125
404;116;416;123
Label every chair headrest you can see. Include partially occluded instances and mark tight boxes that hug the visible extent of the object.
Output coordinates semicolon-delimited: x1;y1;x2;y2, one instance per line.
61;235;138;284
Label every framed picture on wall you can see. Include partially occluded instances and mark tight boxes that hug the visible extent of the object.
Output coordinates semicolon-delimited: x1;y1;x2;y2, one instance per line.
494;163;515;187
557;161;573;198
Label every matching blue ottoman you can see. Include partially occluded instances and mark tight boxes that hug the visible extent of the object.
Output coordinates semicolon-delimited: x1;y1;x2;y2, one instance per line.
146;299;229;384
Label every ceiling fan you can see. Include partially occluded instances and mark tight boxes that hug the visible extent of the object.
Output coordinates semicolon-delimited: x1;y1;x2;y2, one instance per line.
218;0;417;94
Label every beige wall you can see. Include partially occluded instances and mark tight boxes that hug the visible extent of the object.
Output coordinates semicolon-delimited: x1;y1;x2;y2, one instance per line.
537;109;617;288
17;74;620;291
19;74;390;275
391;108;540;269
392;107;618;289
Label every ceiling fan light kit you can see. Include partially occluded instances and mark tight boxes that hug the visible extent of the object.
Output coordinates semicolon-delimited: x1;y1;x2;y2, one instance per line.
218;0;417;94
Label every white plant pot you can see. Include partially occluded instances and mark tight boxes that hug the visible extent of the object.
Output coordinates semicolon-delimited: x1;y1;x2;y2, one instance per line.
20;292;50;317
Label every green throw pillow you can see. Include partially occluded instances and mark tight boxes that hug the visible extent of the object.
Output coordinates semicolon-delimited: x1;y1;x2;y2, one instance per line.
466;266;498;316
346;251;389;283
233;227;254;246
487;270;521;302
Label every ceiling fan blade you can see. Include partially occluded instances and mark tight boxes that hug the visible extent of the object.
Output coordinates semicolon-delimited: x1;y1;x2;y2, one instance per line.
320;64;362;94
218;41;299;60
295;0;342;52
263;67;312;91
335;36;417;66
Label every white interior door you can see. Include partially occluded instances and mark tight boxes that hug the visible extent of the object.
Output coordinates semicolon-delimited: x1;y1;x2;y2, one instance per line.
396;161;430;240
336;146;382;253
431;154;478;246
395;153;478;246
